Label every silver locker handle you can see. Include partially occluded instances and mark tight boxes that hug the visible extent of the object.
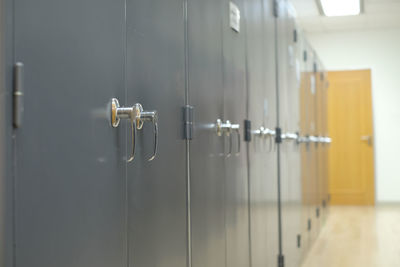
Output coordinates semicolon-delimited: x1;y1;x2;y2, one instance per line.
110;98;158;162
231;123;241;155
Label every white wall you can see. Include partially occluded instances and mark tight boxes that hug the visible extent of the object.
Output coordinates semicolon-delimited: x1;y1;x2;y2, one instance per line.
307;29;400;203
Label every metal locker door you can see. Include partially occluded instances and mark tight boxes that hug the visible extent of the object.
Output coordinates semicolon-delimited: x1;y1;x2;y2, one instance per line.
276;0;292;266
125;0;187;266
280;11;303;267
188;0;226;266
306;45;320;245
315;57;325;225
297;32;311;259
244;0;279;266
221;1;250;266
13;1;127;267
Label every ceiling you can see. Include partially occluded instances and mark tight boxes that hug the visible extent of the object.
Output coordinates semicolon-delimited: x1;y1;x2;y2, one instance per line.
290;0;400;33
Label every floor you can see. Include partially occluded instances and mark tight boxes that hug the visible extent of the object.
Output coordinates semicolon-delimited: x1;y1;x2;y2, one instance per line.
301;205;400;267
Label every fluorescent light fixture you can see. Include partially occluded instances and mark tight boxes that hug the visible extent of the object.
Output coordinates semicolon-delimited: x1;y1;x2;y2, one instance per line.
319;0;361;17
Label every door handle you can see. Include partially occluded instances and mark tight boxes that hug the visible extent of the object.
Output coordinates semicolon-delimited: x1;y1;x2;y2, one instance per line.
282;132;299;142
216;119;241;156
253;126;276;151
361;135;373;146
216;119;232;157
308;136;319;143
110;98;158;162
231;123;241;155
297;136;309;144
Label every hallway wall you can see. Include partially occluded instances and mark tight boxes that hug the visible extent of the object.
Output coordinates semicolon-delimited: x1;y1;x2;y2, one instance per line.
306;28;400;202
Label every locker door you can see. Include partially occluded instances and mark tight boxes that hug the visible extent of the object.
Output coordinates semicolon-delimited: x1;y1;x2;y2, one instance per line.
307;47;320;244
188;0;226;266
13;1;127;267
125;1;187;266
298;33;311;258
221;1;250;266
315;58;325;224
276;0;293;266
245;0;279;266
282;10;303;267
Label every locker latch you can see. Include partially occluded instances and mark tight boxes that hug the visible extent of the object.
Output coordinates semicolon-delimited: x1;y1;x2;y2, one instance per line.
13;62;24;128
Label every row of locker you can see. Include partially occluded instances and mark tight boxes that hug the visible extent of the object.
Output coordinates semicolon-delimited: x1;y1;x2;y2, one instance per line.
0;0;330;267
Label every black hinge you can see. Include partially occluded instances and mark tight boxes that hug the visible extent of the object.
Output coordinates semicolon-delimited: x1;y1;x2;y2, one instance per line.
183;105;194;140
273;0;279;17
275;127;282;144
293;29;298;43
322;200;326;208
303;50;307;62
316;207;320;218
313;62;318;73
278;254;284;267
244;120;252;142
13;62;24;128
308;219;312;231
297;234;301;248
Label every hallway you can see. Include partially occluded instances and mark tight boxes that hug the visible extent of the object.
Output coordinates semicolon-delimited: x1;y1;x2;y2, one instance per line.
302;205;400;267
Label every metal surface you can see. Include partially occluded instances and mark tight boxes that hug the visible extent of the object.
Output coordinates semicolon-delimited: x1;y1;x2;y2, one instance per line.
125;0;187;266
13;1;127;266
245;0;279;266
188;0;226;266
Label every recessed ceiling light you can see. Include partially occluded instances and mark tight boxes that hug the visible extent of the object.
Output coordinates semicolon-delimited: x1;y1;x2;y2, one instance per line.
318;0;362;17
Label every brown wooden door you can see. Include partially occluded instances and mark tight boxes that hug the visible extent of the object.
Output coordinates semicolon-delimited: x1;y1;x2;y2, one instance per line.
328;69;375;205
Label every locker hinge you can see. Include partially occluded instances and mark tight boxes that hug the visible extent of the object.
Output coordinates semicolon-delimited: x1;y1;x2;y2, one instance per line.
293;29;298;43
297;234;301;248
278;254;285;267
316;207;320;218
13;62;24;128
244;120;252;142
308;219;312;231
182;105;194;140
322;200;327;208
303;50;307;62
273;0;279;17
313;62;318;73
275;127;282;143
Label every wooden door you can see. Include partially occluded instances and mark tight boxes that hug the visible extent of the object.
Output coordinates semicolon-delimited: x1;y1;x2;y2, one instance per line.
328;70;374;205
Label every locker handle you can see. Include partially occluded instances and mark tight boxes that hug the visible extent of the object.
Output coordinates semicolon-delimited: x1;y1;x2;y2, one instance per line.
282;132;299;142
253;126;275;151
110;98;158;162
231;124;241;155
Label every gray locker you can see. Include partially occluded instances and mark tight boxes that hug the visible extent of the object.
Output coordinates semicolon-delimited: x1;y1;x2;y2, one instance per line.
306;43;321;245
13;1;128;266
188;0;226;266
11;1;188;267
222;1;250;266
125;0;188;266
276;1;304;266
297;31;312;260
244;0;279;266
